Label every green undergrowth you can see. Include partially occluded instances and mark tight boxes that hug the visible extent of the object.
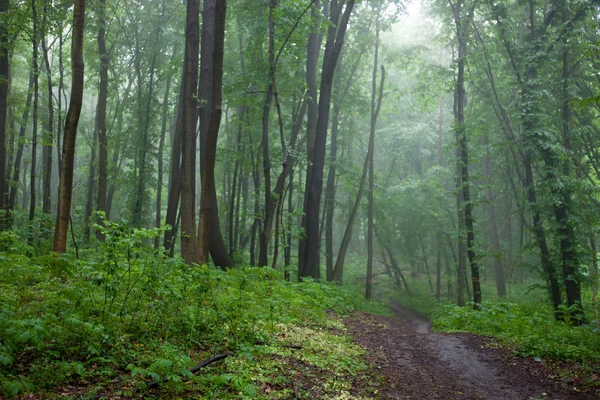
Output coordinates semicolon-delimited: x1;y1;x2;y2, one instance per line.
434;301;600;362
0;223;381;399
384;273;600;364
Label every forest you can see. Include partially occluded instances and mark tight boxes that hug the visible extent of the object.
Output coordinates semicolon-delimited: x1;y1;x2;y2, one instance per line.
0;0;600;398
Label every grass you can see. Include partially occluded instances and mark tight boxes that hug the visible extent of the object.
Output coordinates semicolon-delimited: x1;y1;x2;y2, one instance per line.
0;224;382;399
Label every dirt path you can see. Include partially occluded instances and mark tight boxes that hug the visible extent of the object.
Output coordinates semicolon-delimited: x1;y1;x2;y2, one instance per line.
347;303;597;400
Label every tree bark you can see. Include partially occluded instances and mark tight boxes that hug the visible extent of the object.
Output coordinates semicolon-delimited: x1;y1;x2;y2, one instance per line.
163;79;184;253
450;0;480;309
366;2;382;299
298;0;322;273
483;133;506;297
258;0;275;267
180;0;200;264
95;0;108;240
9;69;34;211
0;0;9;220
29;0;39;222
155;61;173;249
83;129;97;241
198;0;234;268
53;0;85;253
300;0;355;279
41;3;53;215
197;0;227;265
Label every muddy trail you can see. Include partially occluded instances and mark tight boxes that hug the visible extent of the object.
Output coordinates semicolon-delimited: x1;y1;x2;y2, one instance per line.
346;303;597;400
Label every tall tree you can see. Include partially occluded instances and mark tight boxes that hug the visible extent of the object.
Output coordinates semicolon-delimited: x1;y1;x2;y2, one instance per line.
258;0;276;268
95;0;109;239
366;1;384;300
53;0;85;253
41;0;54;215
299;0;356;279
197;0;234;268
29;0;39;222
0;0;10;223
180;0;200;264
449;0;481;308
197;0;227;265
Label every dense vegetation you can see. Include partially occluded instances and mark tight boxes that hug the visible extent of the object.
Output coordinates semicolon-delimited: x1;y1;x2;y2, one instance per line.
0;0;600;397
0;223;388;398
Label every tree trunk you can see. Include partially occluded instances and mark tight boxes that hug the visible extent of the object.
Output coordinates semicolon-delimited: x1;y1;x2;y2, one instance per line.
198;0;234;268
9;69;34;211
590;235;599;329
155;63;173;249
300;0;355;279
483;133;506;297
366;2;382;299
197;0;227;265
0;0;9;220
96;0;108;240
29;0;39;222
557;33;584;324
83;129;97;241
258;0;276;268
451;0;480;308
41;5;53;215
132;7;161;229
163;80;184;253
298;0;322;275
180;0;200;264
53;0;85;253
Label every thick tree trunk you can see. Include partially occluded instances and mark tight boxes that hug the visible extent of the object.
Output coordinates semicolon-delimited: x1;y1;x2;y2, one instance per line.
198;0;234;268
300;0;355;279
298;0;322;273
53;0;85;253
197;0;227;265
180;0;200;264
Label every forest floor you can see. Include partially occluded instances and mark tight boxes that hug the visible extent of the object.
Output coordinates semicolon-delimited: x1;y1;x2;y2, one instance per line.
346;302;599;400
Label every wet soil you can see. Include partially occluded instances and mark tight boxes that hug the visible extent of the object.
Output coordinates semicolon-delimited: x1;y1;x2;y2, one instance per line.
346;303;599;400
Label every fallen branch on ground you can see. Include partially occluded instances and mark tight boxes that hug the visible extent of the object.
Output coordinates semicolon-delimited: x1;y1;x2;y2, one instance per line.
147;352;229;389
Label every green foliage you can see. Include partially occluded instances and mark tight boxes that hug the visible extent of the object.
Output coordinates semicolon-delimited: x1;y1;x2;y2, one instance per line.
0;222;375;398
434;301;600;362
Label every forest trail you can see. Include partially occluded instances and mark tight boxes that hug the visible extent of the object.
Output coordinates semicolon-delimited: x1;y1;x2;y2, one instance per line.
346;303;595;400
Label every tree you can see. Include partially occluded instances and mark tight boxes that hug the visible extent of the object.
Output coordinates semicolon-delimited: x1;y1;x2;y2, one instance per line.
53;0;85;253
449;0;481;309
198;0;227;265
179;0;200;264
95;0;108;240
197;0;234;268
299;0;356;279
0;0;10;224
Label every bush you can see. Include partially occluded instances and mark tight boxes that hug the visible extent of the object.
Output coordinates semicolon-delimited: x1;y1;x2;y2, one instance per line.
434;301;600;362
0;222;375;398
